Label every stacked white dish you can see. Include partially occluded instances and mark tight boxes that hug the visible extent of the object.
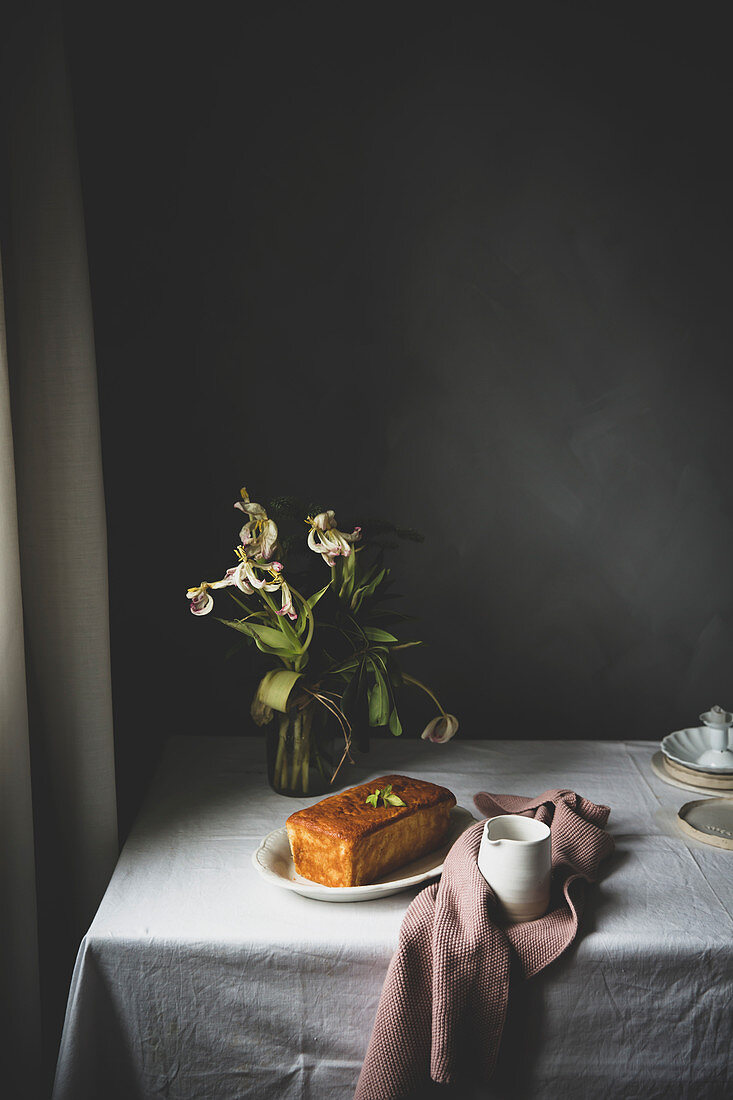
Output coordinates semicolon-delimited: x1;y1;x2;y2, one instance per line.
659;706;733;793
657;707;733;848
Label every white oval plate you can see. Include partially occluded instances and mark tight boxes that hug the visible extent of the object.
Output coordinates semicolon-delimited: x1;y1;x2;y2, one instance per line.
661;727;733;774
251;805;477;902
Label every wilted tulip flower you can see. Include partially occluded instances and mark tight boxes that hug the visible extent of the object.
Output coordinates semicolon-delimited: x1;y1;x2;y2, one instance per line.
187;585;214;616
306;510;361;567
234;490;279;560
276;578;298;621
421;714;459;743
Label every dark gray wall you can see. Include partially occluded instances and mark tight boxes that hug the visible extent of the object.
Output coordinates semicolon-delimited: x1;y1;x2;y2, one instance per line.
64;4;733;825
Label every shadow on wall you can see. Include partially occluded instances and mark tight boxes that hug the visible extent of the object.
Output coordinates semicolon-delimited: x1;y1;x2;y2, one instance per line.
62;3;733;826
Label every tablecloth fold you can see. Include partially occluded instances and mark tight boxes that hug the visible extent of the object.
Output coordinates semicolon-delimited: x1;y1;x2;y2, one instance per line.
354;788;614;1100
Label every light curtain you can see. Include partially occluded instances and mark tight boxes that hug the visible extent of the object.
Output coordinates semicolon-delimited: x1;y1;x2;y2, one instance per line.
0;9;118;1098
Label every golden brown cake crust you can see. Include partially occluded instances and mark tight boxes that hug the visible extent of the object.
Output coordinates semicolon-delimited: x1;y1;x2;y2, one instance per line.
286;774;456;841
285;774;457;887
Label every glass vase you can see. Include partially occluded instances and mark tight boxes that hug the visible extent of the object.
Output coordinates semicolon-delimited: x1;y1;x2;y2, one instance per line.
266;701;334;797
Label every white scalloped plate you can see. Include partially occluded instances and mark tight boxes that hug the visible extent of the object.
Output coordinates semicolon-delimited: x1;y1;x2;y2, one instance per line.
661;727;733;774
251;805;477;902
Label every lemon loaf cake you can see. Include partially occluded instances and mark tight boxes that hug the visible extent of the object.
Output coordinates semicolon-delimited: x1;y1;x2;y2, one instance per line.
286;774;456;887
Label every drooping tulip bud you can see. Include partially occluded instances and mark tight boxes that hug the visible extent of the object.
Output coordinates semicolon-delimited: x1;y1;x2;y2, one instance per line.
421;714;459;743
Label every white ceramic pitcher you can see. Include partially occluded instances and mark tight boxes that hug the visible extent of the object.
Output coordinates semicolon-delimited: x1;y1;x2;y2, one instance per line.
477;814;552;923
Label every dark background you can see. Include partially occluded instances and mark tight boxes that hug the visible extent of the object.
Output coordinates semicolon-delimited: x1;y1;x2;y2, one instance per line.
62;3;733;831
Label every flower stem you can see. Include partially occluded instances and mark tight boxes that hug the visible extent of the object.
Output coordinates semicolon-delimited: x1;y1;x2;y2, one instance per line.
289;586;314;652
402;673;446;716
274;714;289;791
261;589;300;646
290;712;302;790
300;706;313;794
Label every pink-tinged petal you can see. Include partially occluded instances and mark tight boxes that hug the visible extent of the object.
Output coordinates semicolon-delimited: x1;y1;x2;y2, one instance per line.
276;580;295;618
325;531;346;555
307;528;325;553
260;519;279;559
320;530;340;552
269;561;283;572
190;592;214;616
421;717;439;741
231;564;254;594
234;501;265;516
312;511;335;531
241;560;267;589
349;526;362;542
208;568;238;590
420;714;459;743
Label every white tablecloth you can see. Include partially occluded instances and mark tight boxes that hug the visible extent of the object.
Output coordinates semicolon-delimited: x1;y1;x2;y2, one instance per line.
51;737;732;1100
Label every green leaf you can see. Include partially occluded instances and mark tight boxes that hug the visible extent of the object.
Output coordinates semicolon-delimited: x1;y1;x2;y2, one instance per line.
370;565;388;587
350;567;387;611
307;582;331;611
217;617;258;637
294;600;308;636
218;618;298;658
388;708;403;736
247;622;299;651
338;548;357;601
363;627;399;643
349;588;367;613
368;665;390;726
365;784;406;809
349;660;370;752
355;561;379;587
371;650;395;693
255;640;297;658
328;660;360;677
340;665;361;715
256;669;303;713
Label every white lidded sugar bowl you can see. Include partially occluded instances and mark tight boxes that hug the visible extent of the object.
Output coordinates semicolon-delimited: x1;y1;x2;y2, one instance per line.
697;705;733;769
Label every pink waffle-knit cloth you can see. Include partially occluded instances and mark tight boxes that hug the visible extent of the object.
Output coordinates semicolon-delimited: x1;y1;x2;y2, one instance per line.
354;788;614;1100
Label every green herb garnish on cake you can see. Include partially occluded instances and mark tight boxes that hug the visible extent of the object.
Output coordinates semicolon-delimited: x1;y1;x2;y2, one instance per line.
365;784;406;809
